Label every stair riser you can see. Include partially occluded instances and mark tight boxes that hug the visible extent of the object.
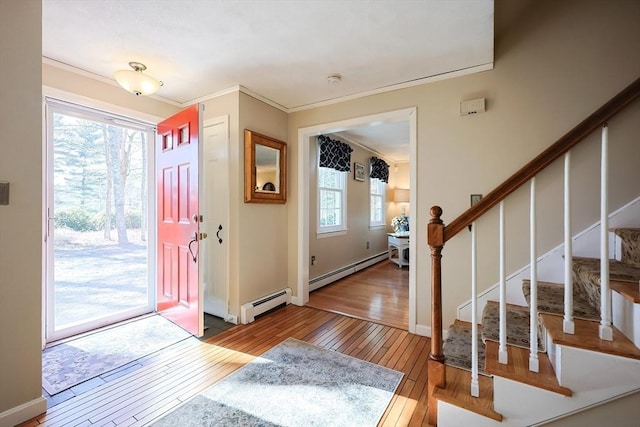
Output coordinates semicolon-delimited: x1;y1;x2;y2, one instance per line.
488;343;640;426
615;228;640;267
612;292;640;348
554;344;640;392
437;402;502;427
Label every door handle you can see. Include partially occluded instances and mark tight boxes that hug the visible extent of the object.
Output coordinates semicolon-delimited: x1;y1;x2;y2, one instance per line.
188;232;198;262
216;225;223;244
47;208;56;238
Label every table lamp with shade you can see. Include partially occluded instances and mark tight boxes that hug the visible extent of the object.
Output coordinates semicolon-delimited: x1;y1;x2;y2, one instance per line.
392;188;410;233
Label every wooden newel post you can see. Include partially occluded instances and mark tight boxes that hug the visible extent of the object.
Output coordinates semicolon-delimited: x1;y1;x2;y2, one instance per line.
427;206;445;426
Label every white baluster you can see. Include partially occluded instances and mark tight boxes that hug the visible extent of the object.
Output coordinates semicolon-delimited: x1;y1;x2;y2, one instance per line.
471;221;480;397
529;178;539;372
564;152;575;334
600;124;613;341
499;201;508;364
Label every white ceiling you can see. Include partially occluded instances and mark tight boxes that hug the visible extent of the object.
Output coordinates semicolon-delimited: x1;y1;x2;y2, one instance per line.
42;0;494;162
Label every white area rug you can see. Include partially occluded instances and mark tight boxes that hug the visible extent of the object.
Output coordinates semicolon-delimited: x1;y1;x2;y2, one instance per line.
151;337;403;427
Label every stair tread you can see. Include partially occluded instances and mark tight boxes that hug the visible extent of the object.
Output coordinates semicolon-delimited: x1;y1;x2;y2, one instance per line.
572;257;640;312
482;301;545;352
443;323;486;374
522;280;600;321
573;256;640;282
540;313;640;360
433;365;502;422
610;279;640;303
484;341;572;396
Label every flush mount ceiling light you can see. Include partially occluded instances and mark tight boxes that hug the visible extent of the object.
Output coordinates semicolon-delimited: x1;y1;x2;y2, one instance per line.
113;62;163;96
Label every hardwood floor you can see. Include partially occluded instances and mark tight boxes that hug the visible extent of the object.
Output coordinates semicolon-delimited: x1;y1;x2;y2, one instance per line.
21;305;431;426
308;260;409;330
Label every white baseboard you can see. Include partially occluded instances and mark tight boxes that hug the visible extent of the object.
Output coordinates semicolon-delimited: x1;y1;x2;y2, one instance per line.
224;314;238;325
0;396;47;427
414;324;431;337
309;252;387;292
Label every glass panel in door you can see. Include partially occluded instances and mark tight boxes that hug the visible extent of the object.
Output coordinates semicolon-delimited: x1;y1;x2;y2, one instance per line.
46;104;153;341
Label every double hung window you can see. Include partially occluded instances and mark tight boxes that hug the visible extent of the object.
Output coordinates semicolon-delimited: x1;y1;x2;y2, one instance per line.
370;178;386;227
317;166;347;234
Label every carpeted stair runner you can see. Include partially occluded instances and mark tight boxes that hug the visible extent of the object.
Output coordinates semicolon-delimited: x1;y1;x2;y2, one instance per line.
614;228;640;267
443;323;486;374
481;301;545;352
442;227;640;374
572;256;640;310
522;280;600;321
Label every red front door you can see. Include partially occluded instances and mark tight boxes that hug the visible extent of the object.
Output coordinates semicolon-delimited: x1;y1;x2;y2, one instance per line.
156;104;203;336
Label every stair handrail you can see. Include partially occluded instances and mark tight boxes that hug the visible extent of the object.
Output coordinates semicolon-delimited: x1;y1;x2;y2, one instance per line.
443;76;640;242
426;76;640;426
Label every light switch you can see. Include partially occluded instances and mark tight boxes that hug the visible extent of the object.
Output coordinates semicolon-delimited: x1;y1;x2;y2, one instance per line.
0;181;9;205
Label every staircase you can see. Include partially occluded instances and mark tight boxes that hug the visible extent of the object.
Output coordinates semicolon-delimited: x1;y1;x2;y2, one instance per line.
425;77;640;426
437;227;640;426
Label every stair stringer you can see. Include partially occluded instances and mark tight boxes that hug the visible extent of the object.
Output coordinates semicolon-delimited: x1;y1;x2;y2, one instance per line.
438;346;640;426
506;349;637;424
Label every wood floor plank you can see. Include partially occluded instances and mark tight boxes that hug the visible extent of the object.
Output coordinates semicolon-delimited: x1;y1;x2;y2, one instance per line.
23;303;430;427
380;377;415;426
22;263;429;427
404;359;431;426
308;260;409;329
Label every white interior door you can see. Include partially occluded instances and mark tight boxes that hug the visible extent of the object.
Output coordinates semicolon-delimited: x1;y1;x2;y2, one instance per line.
201;117;229;318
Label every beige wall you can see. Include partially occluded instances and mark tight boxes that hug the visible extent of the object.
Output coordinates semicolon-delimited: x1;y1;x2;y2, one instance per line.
387;162;410;228
0;0;44;415
288;0;640;328
237;93;290;306
308;137;391;278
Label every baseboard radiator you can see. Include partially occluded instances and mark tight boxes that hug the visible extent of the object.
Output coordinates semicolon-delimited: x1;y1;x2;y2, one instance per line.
240;288;292;324
309;252;387;292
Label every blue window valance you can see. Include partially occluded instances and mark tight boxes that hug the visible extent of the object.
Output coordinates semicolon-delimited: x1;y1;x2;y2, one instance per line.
318;135;353;172
370;157;389;183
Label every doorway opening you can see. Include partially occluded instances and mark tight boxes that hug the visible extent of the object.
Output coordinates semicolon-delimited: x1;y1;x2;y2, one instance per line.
44;99;155;343
296;108;417;332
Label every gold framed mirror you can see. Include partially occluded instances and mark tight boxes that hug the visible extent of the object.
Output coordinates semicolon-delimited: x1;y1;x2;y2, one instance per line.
244;129;287;204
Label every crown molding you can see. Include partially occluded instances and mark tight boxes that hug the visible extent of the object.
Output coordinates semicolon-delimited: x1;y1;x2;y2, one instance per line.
43;56;493;114
287;62;494;113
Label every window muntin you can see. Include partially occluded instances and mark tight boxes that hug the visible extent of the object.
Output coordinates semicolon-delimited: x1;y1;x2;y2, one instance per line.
370;178;386;226
318;166;347;233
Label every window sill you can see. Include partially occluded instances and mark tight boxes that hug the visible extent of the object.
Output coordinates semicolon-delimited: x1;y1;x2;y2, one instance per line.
316;230;347;239
369;224;386;230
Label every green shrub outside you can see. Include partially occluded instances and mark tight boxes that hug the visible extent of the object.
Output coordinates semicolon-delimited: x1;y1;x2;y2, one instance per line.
55;208;100;231
56;208;141;231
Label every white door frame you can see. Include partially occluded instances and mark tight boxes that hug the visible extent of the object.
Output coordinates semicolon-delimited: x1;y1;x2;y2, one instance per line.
43;91;159;343
295;108;418;333
200;115;232;321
